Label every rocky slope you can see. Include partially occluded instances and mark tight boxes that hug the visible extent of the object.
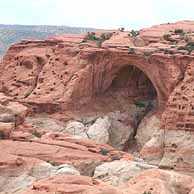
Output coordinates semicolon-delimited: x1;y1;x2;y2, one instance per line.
1;20;194;193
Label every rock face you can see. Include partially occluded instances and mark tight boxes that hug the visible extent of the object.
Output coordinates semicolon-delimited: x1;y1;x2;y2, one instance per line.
0;101;28;138
94;159;157;186
21;169;194;194
2;20;194;193
123;169;194;194
136;113;161;148
0;134;129;193
22;175;123;194
87;116;110;144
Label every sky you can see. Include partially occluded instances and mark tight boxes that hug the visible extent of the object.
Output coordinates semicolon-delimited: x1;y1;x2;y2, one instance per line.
0;0;194;29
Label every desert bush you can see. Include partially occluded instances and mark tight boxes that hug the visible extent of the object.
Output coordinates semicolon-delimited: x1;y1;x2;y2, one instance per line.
128;47;135;54
32;130;42;138
100;148;110;155
178;42;194;54
143;192;152;194
174;29;184;34
119;27;125;32
143;51;153;56
24;92;31;98
97;33;113;47
129;30;139;37
83;32;99;42
164;49;174;54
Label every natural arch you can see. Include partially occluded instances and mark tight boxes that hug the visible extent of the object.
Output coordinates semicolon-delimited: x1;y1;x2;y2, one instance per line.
105;65;157;104
90;64;159;114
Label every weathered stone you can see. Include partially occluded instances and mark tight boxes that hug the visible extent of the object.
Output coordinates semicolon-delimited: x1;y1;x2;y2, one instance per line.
0;113;15;123
6;102;28;125
122;169;194;194
107;111;134;151
64;120;88;138
136;113;161;149
25;117;65;132
21;175;123;194
87;116;110;144
0;122;14;138
94;159;157;186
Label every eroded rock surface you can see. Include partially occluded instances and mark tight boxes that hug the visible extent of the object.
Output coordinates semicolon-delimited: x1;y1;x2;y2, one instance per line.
22;175;123;194
94;159;157;186
1;20;194;193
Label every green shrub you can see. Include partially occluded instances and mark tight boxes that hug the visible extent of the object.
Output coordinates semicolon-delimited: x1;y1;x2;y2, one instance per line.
100;148;110;155
100;33;106;41
83;32;99;42
119;27;125;32
143;192;152;194
24;92;31;98
97;33;113;47
144;51;153;56
128;30;139;37
174;29;184;34
178;42;194;54
135;100;147;108
32;130;42;138
128;47;135;54
83;32;112;47
164;49;174;55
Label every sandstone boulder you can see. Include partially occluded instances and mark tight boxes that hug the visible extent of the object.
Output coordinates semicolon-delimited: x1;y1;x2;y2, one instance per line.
6;102;28;124
87;116;110;144
94;159;157;186
107;111;134;151
123;169;194;194
25;117;65;133
64;120;88;139
0;152;80;194
136;113;161;148
0;122;14;139
0;113;15;123
0;135;121;176
21;175;123;194
140;129;164;165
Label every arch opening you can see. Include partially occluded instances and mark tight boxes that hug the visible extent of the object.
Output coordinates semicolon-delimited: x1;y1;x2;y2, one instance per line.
103;64;159;151
103;65;158;111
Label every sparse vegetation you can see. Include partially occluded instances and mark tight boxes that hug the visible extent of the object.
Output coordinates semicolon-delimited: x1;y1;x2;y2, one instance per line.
119;27;125;32
24;92;31;98
143;192;152;194
128;47;135;54
83;32;99;42
128;30;139;37
143;51;153;56
174;29;184;35
178;42;194;54
135;100;147;108
164;49;174;55
32;130;42;138
83;32;113;48
100;148;110;155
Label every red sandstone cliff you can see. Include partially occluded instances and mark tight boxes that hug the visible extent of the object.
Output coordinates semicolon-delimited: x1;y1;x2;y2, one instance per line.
1;21;194;193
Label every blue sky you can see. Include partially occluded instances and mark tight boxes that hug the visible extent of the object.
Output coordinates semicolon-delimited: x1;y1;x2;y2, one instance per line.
0;0;194;29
